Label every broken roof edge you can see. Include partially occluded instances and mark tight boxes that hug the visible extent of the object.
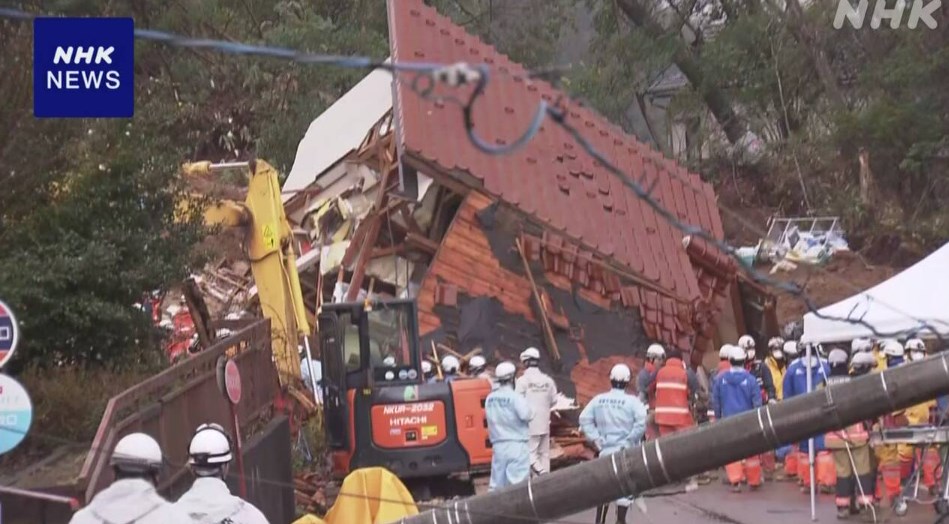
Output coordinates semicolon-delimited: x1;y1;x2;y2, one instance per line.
402;149;707;305
283;59;395;199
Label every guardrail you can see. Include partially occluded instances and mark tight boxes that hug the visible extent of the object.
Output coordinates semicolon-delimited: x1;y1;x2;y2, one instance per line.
77;319;278;504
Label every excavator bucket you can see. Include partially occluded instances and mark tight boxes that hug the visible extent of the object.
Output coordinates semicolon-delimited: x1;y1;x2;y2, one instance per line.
293;467;418;524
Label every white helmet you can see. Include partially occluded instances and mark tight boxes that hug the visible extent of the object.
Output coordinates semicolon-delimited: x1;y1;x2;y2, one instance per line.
738;335;756;350
851;351;877;369
646;344;666;359
520;347;541;362
110;433;163;474
495;361;517;382
188;423;232;468
421;360;433;374
382;355;397;367
441;355;460;373
882;340;904;357
851;338;872;353
469;355;487;371
783;340;800;357
719;345;732;359
768;337;785;350
727;345;746;362
610;363;632;383
828;348;849;365
905;338;925;352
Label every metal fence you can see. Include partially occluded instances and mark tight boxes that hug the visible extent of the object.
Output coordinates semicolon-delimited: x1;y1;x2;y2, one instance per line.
77;319;278;504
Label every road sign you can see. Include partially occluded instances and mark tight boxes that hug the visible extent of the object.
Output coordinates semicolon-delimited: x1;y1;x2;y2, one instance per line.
0;374;33;455
0;300;20;369
224;359;242;405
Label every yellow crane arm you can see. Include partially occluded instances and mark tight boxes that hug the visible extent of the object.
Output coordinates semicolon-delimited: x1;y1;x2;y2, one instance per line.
182;160;310;386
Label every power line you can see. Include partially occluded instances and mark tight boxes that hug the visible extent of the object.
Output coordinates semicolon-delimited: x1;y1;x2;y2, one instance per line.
2;5;941;343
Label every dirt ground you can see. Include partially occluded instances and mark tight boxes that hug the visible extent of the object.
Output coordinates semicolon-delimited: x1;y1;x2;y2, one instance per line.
769;250;899;325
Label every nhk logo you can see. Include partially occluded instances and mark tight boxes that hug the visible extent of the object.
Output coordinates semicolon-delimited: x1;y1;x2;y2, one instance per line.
48;46;121;89
33;17;134;118
834;0;941;29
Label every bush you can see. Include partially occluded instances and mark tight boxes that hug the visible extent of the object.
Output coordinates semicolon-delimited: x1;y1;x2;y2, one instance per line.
0;364;159;472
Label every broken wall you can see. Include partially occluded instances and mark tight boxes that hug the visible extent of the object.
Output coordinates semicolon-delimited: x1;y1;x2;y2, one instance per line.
417;192;649;402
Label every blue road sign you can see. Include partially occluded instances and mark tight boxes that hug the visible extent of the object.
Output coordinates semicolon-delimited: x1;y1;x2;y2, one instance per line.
0;374;33;455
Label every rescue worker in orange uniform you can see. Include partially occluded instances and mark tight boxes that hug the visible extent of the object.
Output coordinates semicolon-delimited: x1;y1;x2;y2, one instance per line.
651;347;698;436
638;343;665;439
713;345;763;492
824;349;875;519
651;347;700;491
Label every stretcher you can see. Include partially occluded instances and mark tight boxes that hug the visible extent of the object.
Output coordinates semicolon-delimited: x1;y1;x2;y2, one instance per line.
869;426;949;446
870;425;949;517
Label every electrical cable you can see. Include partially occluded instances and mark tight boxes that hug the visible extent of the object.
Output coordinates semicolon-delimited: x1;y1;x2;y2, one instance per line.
1;5;945;344
3;6;949;522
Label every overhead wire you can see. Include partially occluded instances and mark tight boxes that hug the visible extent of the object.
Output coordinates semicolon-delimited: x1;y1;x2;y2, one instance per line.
2;5;949;522
1;5;944;343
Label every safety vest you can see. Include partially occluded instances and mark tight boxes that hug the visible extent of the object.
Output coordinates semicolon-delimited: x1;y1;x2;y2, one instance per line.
653;358;693;427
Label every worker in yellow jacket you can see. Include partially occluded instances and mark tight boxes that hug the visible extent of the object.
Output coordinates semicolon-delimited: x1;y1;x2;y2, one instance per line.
872;339;890;373
873;340;906;505
765;337;786;400
899;341;937;489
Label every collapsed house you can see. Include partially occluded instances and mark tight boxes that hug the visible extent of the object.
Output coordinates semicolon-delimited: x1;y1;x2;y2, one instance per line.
188;0;778;464
269;0;779;408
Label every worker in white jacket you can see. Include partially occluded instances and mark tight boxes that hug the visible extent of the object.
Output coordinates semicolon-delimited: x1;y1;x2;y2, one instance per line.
69;433;191;524
175;423;269;524
515;347;558;476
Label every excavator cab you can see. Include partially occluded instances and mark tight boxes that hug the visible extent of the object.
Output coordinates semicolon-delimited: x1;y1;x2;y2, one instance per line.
318;299;491;481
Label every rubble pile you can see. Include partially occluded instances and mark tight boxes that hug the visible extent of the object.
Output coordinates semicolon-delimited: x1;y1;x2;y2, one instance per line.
294;471;329;515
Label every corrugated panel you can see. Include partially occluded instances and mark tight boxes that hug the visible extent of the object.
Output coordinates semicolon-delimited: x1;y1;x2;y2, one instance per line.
387;0;726;307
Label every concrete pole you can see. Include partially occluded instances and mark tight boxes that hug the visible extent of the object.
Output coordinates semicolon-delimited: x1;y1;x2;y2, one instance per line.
400;354;949;524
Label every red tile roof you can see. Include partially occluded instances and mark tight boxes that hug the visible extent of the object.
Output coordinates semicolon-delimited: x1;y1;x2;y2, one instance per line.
387;0;727;310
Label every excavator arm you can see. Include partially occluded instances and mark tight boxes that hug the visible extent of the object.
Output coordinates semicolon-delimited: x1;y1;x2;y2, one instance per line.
182;160;310;386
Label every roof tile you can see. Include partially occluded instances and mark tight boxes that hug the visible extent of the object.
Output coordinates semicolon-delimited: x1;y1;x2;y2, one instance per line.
387;0;725;306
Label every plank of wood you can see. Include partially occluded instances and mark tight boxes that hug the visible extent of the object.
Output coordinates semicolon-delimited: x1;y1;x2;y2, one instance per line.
405;231;439;255
515;237;562;367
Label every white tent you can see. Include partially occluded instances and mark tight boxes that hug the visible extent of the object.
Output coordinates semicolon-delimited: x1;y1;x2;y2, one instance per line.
802;241;949;343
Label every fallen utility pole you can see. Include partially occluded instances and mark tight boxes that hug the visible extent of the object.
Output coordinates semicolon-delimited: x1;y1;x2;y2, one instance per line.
401;353;949;524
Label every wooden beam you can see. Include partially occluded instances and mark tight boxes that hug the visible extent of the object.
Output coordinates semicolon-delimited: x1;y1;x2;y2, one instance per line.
346;169;391;301
405;231;439;255
371;243;406;259
345;214;383;301
515;237;562;369
399;205;424;235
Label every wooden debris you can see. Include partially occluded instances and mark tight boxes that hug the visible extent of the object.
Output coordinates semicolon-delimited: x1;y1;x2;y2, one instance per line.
295;471;331;514
515;237;562;368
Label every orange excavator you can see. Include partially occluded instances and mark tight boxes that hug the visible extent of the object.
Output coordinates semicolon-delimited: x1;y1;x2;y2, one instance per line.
317;299;492;483
184;160;492;487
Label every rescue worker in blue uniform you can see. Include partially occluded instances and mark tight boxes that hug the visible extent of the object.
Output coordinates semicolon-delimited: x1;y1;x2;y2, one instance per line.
714;345;763;492
485;360;533;491
783;341;831;491
579;363;648;524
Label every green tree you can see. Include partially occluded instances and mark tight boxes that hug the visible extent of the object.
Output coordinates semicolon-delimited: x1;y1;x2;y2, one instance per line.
0;0;391;368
